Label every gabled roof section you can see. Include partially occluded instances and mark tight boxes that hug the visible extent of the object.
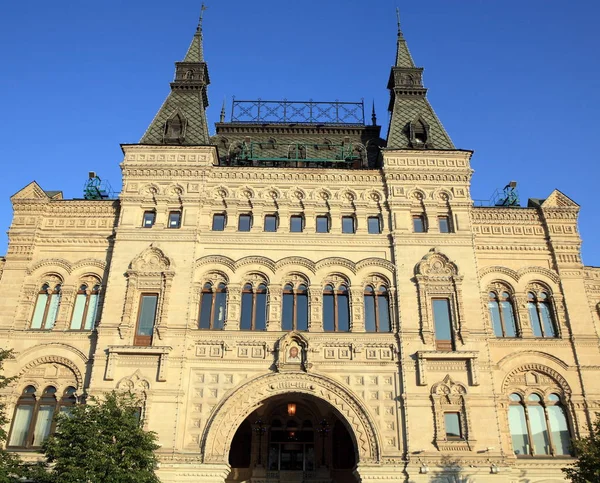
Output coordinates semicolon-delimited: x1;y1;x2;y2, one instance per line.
541;189;579;209
386;13;454;150
140;9;210;146
10;181;56;202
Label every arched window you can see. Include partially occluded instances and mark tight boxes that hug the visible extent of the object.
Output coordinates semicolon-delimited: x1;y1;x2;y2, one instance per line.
364;285;391;332
198;282;227;330
323;284;350;332
282;283;308;331
508;393;571;456
488;290;517;337
59;387;78;416
8;385;62;448
31;283;62;330
527;291;557;338
240;283;268;331
70;283;100;330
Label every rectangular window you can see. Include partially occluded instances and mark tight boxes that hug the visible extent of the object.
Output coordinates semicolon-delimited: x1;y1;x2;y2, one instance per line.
32;405;54;446
316;215;329;233
8;405;34;447
444;412;462;440
264;214;278;232
70;294;87;330
142;211;155;228
432;298;454;350
341;216;355;234
212;213;226;231
238;214;252;232
368;216;381;234
168;211;181;228
439;216;450;233
509;404;529;455
134;294;158;346
548;405;571;455
31;293;48;329
290;215;304;233
413;215;426;233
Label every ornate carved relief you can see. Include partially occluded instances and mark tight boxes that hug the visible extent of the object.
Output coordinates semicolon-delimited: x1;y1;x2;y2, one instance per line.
431;375;473;452
415;248;465;345
200;372;380;465
502;365;571;397
19;356;83;389
120;245;175;341
276;331;308;372
131;246;172;273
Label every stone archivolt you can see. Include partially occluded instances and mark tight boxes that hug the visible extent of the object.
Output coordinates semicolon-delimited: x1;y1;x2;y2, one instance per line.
194;255;394;282
200;371;380;465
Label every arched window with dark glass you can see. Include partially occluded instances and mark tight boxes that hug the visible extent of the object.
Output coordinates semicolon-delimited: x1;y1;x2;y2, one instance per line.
282;283;308;331
31;283;62;330
199;282;227;330
527;291;557;338
508;392;571;456
364;285;391;332
70;283;100;330
8;386;37;447
240;283;268;331
488;290;517;337
59;387;78;417
323;284;350;332
8;386;58;448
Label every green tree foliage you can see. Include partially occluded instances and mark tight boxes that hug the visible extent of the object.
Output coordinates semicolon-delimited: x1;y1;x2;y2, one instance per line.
37;391;161;483
563;413;600;483
0;348;25;483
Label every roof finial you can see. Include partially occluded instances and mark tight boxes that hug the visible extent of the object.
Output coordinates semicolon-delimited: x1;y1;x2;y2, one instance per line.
197;3;208;32
396;7;403;37
220;98;226;123
371;100;377;126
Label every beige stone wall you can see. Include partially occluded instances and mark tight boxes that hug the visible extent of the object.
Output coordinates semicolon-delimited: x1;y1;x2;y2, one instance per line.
0;145;597;481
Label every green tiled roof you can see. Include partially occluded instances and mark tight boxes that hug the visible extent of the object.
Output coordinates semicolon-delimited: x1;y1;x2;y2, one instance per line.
396;34;416;68
139;28;210;145
184;29;204;62
387;96;454;149
386;27;454;150
140;90;210;145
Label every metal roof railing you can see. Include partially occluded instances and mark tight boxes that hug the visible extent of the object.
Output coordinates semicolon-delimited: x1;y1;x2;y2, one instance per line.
230;99;365;125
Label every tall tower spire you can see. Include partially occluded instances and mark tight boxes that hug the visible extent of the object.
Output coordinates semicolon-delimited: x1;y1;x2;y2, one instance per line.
140;5;211;145
387;9;453;149
394;8;416;68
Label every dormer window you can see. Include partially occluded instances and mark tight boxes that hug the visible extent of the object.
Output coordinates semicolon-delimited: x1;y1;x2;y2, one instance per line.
164;113;187;144
409;118;430;148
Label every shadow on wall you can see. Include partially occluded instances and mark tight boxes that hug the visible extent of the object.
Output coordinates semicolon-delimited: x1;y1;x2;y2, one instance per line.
425;456;472;483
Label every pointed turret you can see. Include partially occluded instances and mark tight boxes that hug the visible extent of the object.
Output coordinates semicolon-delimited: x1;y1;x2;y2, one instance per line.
140;6;211;145
387;10;453;150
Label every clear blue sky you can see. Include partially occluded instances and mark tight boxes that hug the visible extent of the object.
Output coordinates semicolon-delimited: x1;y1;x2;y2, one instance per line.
1;1;599;264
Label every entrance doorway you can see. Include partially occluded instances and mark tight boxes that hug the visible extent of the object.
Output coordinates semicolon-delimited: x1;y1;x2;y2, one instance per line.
227;395;358;483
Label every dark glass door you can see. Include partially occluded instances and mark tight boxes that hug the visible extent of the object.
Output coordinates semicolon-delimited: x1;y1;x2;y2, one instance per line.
280;443;303;470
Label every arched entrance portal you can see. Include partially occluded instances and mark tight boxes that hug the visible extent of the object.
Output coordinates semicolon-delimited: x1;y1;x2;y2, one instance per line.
227;395;358;482
200;372;380;483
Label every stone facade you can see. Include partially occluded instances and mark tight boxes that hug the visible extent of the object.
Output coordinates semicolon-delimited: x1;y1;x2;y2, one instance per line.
1;10;599;483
